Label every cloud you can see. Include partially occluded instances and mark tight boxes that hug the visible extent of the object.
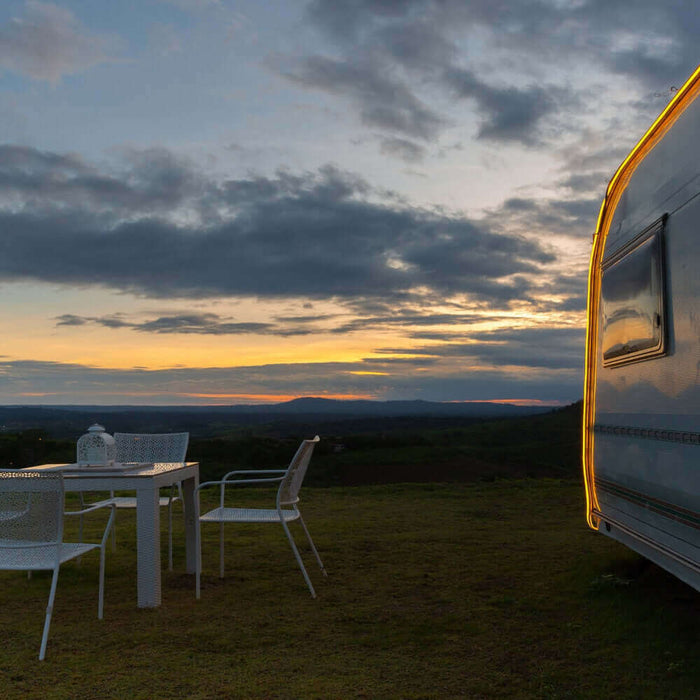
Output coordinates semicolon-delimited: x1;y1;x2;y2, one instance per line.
0;1;123;83
379;326;585;371
329;310;501;335
379;136;426;163
485;192;601;242
54;312;317;337
558;171;611;196
159;0;222;11
278;54;445;140
0;144;203;215
305;0;695;87
288;0;700;155
465;326;585;370
442;67;574;145
0;146;557;307
0;353;583;405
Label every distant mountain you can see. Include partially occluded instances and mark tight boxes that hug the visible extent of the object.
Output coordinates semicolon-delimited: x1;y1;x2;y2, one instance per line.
227;397;551;417
2;397;551;418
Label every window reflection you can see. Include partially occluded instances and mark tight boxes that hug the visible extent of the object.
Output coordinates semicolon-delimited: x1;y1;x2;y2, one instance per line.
601;219;666;367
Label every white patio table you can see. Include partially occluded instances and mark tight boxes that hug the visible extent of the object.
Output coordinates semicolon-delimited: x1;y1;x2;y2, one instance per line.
26;461;199;608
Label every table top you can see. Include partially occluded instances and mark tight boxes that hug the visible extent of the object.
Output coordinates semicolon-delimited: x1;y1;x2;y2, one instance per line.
26;462;199;487
30;461;196;475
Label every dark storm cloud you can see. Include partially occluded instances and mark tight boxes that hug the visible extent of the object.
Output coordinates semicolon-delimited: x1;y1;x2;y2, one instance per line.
0;146;554;305
292;0;698;153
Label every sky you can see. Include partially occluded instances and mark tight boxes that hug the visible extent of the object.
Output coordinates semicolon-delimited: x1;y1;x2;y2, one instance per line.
0;0;697;406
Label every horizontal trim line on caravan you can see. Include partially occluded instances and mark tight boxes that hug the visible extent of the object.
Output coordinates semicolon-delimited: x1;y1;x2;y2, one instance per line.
595;477;700;530
593;423;700;445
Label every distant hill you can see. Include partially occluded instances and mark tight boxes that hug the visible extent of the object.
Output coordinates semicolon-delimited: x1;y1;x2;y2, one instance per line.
0;398;555;439
2;397;551;417
225;397;551;417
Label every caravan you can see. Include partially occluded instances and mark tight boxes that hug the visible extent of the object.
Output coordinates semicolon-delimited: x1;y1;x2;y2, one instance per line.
583;66;700;591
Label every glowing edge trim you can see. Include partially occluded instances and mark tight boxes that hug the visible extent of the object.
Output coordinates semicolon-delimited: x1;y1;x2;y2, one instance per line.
582;64;700;530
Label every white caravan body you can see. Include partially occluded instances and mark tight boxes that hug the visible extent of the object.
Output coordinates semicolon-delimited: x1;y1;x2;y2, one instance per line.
583;66;700;591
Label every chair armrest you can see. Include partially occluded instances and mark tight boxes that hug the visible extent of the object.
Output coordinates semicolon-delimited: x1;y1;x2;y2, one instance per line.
196;475;284;510
222;469;286;481
65;502;116;548
65;502;116;517
196;475;283;495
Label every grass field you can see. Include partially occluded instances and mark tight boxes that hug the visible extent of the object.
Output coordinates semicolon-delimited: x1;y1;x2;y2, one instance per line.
1;477;698;699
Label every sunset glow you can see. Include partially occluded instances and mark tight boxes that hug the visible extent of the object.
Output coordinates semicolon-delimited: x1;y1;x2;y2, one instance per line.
0;2;694;405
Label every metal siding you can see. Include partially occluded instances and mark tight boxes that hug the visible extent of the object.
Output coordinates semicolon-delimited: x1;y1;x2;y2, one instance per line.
591;87;700;589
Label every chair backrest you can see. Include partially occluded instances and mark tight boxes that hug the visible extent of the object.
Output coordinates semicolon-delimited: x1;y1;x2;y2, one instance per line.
114;432;189;464
0;471;64;547
278;436;320;507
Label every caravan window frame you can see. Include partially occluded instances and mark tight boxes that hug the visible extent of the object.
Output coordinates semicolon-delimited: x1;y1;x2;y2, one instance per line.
600;215;668;368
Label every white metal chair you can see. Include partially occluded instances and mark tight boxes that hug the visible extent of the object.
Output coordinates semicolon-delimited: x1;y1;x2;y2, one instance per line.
90;432;189;570
0;470;115;660
195;436;326;598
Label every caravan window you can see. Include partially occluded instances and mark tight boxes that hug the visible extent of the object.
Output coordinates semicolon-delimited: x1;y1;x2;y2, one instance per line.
601;216;667;367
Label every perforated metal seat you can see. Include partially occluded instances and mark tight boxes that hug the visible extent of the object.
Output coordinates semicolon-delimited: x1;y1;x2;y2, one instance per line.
0;470;115;660
200;507;300;523
195;436;327;598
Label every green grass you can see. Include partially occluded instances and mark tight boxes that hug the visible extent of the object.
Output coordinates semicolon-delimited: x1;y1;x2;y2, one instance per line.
1;479;698;698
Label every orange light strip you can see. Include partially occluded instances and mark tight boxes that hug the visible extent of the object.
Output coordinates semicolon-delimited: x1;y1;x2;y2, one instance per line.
582;64;700;529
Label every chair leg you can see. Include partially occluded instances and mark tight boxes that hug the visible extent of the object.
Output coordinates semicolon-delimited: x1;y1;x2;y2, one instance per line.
167;498;174;571
109;490;117;552
98;544;106;620
297;513;327;576
78;514;84;565
39;567;60;661
281;519;316;598
219;522;225;579
111;516;117;552
195;521;202;599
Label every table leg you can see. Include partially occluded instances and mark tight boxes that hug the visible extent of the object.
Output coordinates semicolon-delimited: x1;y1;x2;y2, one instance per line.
136;485;161;607
182;474;198;574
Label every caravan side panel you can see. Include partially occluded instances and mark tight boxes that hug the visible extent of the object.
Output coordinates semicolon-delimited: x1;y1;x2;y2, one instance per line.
584;68;700;591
